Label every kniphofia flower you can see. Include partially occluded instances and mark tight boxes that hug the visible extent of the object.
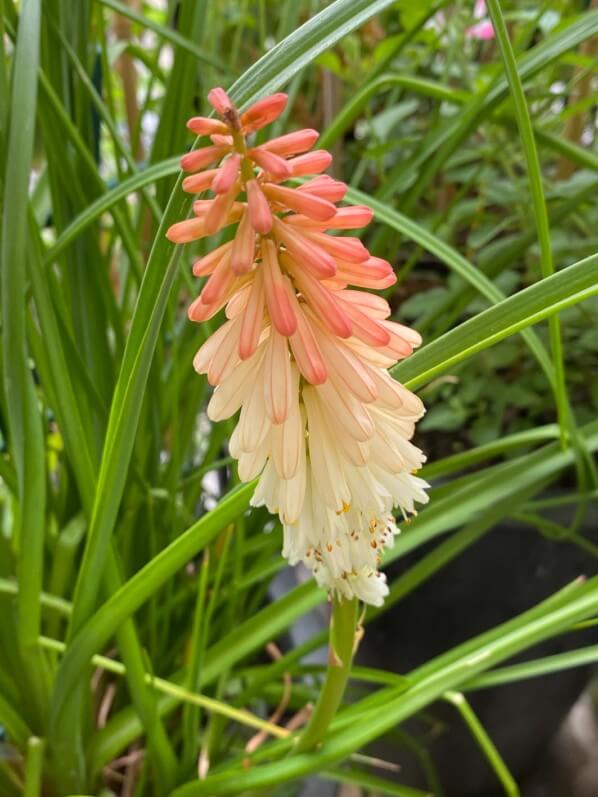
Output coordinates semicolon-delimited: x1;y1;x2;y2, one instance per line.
167;88;429;606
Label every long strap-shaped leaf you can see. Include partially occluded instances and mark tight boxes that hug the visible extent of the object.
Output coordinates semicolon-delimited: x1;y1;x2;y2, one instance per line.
392;252;598;388
487;0;568;446
0;0;50;723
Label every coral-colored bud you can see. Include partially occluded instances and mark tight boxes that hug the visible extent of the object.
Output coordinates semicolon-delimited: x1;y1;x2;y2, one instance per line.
241;93;288;133
212;154;242;194
193;200;244;227
210;134;234;147
262;184;336;221
332;256;397;290
274;221;337;279
203;182;240;236
298;175;347;202
262;238;298;337
181;145;229;173
303;231;369;262
364;257;397;286
246;180;273;234
193;241;233;277
230;211;256;276
208;87;235;117
286;205;373;231
337;299;391;347
166;217;206;244
248;148;292;180
199;251;235;306
261;129;319;157
288;296;328;385
286;264;352;339
187;116;230;136
327;206;373;229
286;150;332;177
182;169;219;194
238;269;265;360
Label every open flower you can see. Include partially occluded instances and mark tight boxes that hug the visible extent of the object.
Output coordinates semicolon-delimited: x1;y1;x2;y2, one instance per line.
167;88;429;606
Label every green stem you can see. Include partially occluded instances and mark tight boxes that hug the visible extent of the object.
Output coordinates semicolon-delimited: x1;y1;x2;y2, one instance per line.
445;691;520;797
23;737;45;797
294;596;358;753
486;0;569;449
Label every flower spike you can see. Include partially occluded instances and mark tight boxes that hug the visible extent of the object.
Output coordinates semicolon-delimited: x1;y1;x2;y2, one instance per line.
166;88;429;606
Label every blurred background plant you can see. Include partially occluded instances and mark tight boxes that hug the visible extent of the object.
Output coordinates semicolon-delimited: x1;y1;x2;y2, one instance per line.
0;1;597;796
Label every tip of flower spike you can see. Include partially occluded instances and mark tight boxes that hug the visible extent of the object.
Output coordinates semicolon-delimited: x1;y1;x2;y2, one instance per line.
241;93;288;133
186;116;229;136
208;87;235;116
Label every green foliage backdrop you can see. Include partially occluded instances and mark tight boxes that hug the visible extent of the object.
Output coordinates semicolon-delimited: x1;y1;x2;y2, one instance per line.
0;1;597;795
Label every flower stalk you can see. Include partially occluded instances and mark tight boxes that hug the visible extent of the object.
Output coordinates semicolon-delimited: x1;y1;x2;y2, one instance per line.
294;596;359;753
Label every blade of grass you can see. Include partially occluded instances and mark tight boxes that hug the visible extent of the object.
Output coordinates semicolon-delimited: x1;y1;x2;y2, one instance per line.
467;644;598;691
444;692;519;797
0;0;49;719
319;74;468;151
42;634;288;740
420;425;560;480
486;0;568;449
391;253;598;389
323;767;432;797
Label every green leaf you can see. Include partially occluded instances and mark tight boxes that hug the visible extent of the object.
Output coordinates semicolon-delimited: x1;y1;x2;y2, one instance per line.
393;253;598;389
487;0;568;444
0;0;48;719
